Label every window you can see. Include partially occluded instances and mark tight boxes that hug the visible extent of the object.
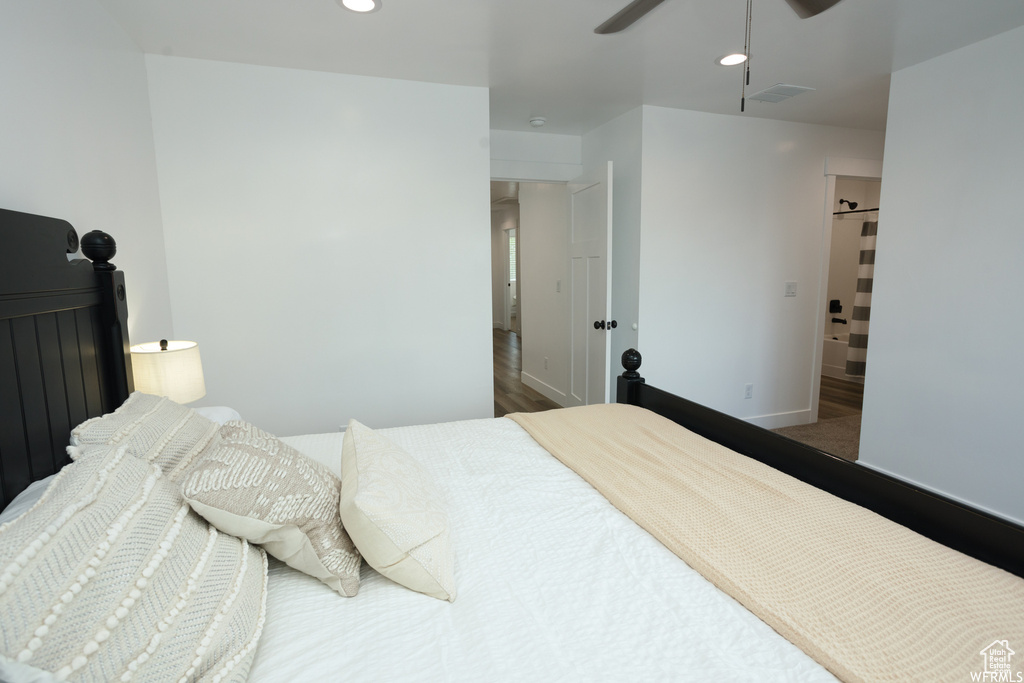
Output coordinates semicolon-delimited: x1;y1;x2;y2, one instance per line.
508;231;517;282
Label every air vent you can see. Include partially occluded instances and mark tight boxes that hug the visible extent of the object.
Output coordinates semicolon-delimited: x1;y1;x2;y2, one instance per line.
747;84;815;103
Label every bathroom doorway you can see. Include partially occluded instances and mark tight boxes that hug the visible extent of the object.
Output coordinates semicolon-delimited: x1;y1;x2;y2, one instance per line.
823;178;880;387
778;162;882;460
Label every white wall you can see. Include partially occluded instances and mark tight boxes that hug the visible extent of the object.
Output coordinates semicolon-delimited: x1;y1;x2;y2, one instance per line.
637;106;884;427
0;1;172;342
859;25;1024;524
519;183;570;405
583;108;644;387
490;130;582;182
146;56;493;435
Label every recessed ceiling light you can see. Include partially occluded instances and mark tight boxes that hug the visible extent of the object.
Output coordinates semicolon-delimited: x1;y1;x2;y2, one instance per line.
529;117;546;128
338;0;381;13
716;53;748;66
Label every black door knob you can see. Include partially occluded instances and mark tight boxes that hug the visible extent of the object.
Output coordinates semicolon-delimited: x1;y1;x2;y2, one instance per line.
609;320;618;329
594;320;605;330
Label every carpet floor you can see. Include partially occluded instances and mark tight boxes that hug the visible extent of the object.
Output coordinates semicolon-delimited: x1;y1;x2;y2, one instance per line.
772;415;861;461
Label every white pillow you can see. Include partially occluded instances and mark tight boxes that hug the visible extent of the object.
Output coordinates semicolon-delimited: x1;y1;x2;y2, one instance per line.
182;420;362;597
0;445;267;681
340;420;456;602
0;656;57;683
0;476;55;528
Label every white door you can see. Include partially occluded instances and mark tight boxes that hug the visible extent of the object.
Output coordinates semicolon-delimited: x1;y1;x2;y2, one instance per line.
567;162;613;406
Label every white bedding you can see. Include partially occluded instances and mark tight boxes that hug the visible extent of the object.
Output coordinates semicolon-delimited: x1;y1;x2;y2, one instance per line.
248;418;836;682
1;416;836;681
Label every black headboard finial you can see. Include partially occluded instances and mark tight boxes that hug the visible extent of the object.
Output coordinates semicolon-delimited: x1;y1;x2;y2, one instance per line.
81;230;117;271
621;348;643;380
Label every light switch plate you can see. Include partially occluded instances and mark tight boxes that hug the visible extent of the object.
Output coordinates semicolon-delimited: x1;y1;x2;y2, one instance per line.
785;281;798;297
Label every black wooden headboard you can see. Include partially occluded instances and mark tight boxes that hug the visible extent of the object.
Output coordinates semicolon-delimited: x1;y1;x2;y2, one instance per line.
0;208;133;510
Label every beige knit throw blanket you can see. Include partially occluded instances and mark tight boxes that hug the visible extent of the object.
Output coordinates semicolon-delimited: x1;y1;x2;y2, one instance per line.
509;404;1024;682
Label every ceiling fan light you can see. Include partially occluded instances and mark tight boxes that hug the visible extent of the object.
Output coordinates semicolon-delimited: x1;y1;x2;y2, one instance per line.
783;0;843;18
339;0;381;13
717;53;748;66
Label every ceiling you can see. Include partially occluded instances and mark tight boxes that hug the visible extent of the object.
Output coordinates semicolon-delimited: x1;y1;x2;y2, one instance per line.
96;0;1024;135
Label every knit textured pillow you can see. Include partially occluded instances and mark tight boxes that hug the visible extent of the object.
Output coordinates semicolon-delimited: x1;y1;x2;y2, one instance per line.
340;420;456;602
70;392;219;480
0;444;268;683
182;421;362;597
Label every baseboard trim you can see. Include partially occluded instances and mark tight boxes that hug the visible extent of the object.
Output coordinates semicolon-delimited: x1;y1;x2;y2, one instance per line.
744;409;812;430
821;363;846;379
521;372;567;408
857;460;1024;527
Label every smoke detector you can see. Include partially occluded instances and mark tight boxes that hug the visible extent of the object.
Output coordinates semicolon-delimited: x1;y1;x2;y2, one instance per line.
529;117;546;128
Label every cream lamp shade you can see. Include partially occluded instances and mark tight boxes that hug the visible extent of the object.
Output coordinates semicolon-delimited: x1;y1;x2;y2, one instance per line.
130;339;206;404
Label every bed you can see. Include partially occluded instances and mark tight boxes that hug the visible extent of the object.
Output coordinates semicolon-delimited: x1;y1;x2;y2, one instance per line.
1;208;1022;683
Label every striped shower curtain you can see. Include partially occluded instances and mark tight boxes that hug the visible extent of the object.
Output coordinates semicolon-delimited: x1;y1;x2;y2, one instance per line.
845;221;877;377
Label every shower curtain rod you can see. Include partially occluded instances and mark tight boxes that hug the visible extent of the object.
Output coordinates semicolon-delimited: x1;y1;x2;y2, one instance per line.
832;207;880;216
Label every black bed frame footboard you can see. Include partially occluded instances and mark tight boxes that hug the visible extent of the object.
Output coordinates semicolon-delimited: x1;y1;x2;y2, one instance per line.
617;349;1024;577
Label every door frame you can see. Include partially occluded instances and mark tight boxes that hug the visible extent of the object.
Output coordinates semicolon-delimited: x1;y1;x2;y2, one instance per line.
811;157;883;422
502;226;519;334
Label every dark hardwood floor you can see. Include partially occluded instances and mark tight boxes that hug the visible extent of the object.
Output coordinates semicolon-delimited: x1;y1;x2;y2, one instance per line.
817;375;864;420
493;327;562;417
493;330;862;421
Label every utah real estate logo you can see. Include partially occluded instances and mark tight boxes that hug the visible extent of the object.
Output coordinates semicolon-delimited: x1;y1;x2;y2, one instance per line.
974;640;1022;682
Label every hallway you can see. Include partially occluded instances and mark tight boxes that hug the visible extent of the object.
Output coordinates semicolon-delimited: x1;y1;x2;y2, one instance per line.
493;328;561;417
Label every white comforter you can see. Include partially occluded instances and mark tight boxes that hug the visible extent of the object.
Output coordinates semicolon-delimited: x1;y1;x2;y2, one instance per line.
249;417;835;682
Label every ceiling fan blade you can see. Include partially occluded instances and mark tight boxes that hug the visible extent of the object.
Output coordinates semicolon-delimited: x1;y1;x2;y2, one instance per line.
595;0;669;34
783;0;843;19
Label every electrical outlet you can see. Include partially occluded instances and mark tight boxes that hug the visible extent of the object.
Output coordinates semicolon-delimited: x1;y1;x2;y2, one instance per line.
744;383;753;399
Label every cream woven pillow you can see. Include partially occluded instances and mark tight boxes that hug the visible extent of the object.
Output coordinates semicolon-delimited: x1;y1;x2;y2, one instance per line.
0;445;267;683
340;420;456;602
182;420;362;597
70;392;219;479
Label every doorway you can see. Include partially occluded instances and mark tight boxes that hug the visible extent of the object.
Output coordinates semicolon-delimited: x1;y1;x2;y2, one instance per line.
488;166;613;413
504;226;519;335
491;180;519;334
810;159;882;421
777;161;881;460
823;178;880;387
490;181;561;417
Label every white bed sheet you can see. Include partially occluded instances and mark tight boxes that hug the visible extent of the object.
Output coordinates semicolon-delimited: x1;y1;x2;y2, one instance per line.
251;417;836;682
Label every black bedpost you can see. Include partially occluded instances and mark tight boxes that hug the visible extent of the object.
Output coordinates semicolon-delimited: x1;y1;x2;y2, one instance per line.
81;230;134;409
616;348;645;405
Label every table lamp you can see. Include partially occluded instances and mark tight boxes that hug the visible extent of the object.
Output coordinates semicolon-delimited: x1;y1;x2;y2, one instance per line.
130;339;206;404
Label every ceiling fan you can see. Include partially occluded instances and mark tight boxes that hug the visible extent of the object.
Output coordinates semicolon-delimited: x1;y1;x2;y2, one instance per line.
594;0;842;34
